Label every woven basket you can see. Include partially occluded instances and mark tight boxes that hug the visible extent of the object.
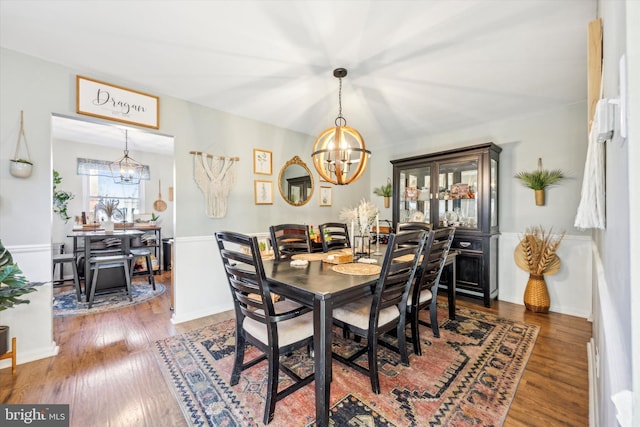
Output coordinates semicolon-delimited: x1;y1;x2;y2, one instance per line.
523;274;550;313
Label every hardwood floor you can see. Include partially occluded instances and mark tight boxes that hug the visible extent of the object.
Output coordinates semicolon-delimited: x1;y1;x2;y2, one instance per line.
0;272;591;426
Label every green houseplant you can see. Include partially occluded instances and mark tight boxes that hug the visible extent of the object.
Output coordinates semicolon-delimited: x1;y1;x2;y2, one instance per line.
373;178;393;208
0;240;43;354
53;170;75;223
515;158;565;206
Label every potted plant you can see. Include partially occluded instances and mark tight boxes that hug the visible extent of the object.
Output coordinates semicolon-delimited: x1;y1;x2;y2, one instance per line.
9;158;33;179
515;158;565;206
373;178;393;208
95;198;121;232
0;240;43;355
514;226;565;313
53;170;75;223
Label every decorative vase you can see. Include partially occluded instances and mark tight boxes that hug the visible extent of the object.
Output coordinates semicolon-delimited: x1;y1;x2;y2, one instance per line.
523;273;550;313
9;160;33;178
102;219;115;233
0;326;9;355
534;189;545;206
383;197;390;208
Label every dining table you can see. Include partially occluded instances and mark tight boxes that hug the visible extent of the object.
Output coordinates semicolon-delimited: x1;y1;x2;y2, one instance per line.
263;249;458;426
68;229;144;298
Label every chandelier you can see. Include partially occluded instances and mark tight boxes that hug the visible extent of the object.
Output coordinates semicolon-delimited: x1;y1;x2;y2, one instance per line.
311;68;370;185
110;130;144;184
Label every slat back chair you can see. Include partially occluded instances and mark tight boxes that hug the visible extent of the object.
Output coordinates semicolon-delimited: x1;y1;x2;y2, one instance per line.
268;223;312;261
215;231;314;424
318;222;351;252
331;230;427;394
397;222;433;245
407;227;455;355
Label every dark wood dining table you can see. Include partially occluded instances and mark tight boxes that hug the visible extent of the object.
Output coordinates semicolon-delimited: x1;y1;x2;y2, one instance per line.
263;251;457;426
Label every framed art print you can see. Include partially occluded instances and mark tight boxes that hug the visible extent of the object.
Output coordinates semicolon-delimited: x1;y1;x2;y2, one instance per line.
253;149;272;175
254;180;273;204
319;186;332;206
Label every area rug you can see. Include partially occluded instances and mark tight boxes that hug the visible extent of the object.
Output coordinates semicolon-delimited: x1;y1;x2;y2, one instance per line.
153;305;539;426
53;282;165;317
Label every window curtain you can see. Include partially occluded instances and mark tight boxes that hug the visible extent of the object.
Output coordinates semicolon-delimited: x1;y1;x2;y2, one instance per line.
77;158;150;179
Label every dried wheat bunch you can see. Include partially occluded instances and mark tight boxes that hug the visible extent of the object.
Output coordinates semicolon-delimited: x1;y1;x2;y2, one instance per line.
514;226;565;275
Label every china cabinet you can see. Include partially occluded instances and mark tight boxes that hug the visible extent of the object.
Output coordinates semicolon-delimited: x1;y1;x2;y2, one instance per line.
391;143;501;306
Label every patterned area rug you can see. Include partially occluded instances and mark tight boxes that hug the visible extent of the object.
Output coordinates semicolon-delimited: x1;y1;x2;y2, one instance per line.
153;305;539;426
53;282;165;317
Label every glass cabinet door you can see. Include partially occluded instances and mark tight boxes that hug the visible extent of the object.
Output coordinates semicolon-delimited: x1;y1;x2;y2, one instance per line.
398;165;431;225
490;158;498;228
437;158;478;229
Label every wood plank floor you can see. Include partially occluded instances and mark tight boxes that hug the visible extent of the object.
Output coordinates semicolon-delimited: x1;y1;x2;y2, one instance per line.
0;272;591;426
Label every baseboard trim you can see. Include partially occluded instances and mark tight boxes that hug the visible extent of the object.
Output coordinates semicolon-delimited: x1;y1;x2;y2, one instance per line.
587;338;598;426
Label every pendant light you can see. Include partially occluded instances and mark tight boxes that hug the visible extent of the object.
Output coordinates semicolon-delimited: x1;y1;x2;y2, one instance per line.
110;130;144;184
312;68;370;185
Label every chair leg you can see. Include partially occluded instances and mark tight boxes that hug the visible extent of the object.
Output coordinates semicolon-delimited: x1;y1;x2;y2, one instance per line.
88;267;99;309
230;327;245;386
397;318;409;366
429;308;440;338
123;259;132;302
410;309;422;356
71;260;81;302
264;353;279;424
146;254;156;289
368;335;381;394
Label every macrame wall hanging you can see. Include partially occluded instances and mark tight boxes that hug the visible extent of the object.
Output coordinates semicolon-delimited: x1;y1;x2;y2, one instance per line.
191;151;239;218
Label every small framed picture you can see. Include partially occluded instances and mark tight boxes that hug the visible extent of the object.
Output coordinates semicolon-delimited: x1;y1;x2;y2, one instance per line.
319;186;332;206
253;149;272;175
254;180;273;204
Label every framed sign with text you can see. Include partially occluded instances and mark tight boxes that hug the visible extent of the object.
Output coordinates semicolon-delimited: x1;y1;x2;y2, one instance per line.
76;75;160;129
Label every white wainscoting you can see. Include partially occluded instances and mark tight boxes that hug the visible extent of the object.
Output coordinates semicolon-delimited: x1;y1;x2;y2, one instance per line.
0;244;59;368
498;232;593;318
170;235;235;324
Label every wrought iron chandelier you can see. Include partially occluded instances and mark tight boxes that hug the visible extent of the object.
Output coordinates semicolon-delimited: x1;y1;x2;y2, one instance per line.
311;68;370;185
109;130;144;184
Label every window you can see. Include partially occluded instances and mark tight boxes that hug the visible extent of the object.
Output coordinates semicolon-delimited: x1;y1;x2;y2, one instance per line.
77;158;149;222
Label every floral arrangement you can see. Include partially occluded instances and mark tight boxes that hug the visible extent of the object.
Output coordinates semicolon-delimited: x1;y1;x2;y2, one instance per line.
95;198;121;220
514;226;565;275
339;198;379;236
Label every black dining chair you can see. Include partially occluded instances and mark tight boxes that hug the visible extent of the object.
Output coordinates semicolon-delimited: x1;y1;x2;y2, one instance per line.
406;227;455;355
331;230;427;394
318;222;351;252
215;231;315;424
268;223;312;261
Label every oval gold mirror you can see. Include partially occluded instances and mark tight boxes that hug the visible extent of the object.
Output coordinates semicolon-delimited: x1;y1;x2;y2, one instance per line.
278;155;314;206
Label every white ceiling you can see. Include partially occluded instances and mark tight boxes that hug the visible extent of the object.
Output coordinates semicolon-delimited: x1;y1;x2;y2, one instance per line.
1;0;596;152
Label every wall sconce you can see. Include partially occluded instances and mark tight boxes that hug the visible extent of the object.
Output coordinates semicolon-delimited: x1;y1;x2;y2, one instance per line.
312;68;370;185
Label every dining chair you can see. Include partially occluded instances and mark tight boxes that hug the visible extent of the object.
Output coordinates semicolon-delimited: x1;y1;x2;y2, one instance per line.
268;223;312;261
215;231;315;424
318;222;350;252
397;221;432;237
407;227;455;355
332;230;427;394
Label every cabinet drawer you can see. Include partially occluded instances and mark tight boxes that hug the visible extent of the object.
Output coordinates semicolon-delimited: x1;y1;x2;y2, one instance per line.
451;237;482;251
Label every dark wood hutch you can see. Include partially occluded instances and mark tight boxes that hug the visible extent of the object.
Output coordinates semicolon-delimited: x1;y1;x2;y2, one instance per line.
391;143;501;306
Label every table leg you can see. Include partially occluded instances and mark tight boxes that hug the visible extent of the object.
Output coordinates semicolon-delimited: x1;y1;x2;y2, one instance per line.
313;295;332;427
447;257;457;320
84;237;91;302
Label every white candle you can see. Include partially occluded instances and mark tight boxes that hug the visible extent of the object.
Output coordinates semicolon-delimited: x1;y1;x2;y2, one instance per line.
376;214;379;238
351;220;355;245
